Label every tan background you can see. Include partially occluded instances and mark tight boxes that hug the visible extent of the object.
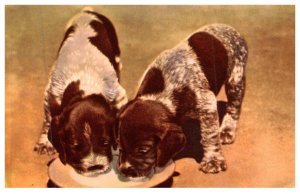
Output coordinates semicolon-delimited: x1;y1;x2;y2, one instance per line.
5;5;295;187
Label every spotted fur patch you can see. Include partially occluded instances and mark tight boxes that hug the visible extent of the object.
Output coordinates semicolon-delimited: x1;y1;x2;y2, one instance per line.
118;23;248;175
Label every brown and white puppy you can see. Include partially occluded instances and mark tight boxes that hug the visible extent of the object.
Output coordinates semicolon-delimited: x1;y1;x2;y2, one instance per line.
34;8;127;176
117;24;248;180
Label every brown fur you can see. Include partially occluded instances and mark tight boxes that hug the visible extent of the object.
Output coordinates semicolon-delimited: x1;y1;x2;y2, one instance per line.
48;81;115;170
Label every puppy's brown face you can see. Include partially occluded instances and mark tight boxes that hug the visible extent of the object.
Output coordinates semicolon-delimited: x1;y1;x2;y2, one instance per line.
117;100;185;181
48;81;115;176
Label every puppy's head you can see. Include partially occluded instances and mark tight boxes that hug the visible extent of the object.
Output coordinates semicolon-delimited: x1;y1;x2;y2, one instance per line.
48;81;115;176
116;99;186;181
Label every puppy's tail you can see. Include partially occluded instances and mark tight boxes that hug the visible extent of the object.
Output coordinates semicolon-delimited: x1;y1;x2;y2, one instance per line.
81;6;94;12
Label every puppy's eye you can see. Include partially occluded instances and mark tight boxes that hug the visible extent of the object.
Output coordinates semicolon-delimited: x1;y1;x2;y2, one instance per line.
103;141;109;145
102;140;110;146
137;147;151;154
70;142;80;149
70;141;79;146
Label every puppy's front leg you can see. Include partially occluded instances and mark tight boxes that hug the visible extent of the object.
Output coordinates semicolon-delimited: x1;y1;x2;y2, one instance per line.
197;90;227;173
34;85;56;155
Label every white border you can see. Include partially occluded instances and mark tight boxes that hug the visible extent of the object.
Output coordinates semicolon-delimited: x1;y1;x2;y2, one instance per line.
295;1;299;191
1;1;5;190
1;0;298;5
1;0;298;193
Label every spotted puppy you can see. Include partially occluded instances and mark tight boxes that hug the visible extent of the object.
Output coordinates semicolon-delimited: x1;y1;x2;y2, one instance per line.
117;24;248;179
34;8;127;176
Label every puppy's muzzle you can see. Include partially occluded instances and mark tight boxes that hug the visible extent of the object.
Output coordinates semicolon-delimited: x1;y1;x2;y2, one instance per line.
74;153;111;176
118;162;154;181
119;165;138;177
87;164;104;171
74;163;110;177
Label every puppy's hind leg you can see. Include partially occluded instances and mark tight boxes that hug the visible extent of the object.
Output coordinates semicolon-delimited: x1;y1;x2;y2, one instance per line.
220;71;246;144
197;24;248;145
219;35;248;145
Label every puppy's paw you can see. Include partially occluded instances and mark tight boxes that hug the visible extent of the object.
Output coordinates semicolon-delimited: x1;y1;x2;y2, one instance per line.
34;134;56;155
199;157;227;173
220;113;237;144
220;128;236;144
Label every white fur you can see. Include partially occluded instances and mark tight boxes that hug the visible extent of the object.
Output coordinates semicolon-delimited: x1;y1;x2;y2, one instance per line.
81;151;111;175
140;95;176;114
50;12;119;102
36;10;127;155
229;63;244;83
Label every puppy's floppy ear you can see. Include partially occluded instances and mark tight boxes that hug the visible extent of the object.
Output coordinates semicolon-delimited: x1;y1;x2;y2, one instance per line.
106;103;117;150
156;123;186;167
57;140;67;165
112;110;121;150
112;101;132;150
47;81;82;165
48;117;56;146
48;116;67;165
48;93;62;117
112;120;119;150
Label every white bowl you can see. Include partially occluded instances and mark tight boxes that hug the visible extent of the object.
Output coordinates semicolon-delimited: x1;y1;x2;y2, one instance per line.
48;156;175;188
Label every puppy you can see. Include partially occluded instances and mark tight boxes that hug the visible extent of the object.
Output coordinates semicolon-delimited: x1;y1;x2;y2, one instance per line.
117;24;248;179
34;8;127;176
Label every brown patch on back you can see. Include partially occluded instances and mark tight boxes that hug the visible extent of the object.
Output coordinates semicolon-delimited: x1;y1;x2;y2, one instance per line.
85;11;120;56
136;67;165;97
188;32;228;95
89;20;120;79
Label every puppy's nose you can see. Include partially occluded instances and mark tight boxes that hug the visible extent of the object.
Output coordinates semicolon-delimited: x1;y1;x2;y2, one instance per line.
87;164;104;171
120;166;138;177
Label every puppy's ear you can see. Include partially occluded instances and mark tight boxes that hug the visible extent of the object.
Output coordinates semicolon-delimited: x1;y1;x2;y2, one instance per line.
48;116;67;165
47;115;59;146
48;93;62;117
112;102;130;150
156;123;186;167
112;112;120;150
106;104;117;149
49;133;67;165
61;80;84;108
58;141;67;165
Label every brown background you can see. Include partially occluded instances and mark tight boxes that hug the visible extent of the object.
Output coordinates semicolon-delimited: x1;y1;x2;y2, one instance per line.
5;5;295;187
